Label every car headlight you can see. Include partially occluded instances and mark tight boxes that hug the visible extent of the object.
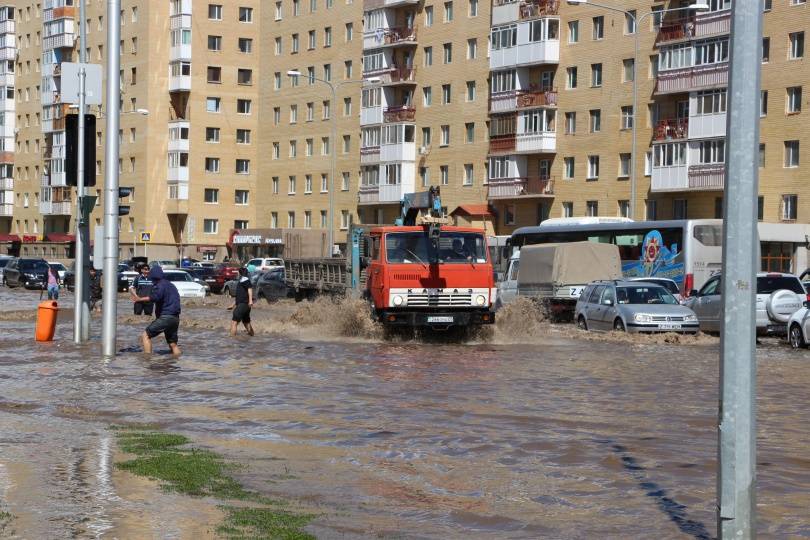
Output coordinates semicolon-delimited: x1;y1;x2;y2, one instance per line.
684;314;697;322
633;313;652;323
393;295;403;306
475;295;486;306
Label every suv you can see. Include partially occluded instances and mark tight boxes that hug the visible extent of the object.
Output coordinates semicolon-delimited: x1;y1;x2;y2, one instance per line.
3;258;50;289
246;258;284;273
575;280;698;333
683;272;806;335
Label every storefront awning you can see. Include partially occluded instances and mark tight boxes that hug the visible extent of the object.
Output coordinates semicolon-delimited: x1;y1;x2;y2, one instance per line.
229;229;285;246
196;245;219;253
44;233;76;242
0;234;20;242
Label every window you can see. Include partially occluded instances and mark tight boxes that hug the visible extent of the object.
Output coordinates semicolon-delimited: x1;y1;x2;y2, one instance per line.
207;66;221;83
420;167;430;187
442;84;452;104
444;1;453;21
236;159;250;174
463;164;474;186
619;153;631;177
625;10;636;34
237;69;252;85
698;139;725;164
621;106;633;129
238;6;253;22
591;63;602;87
759;143;766;167
466;80;476;101
275;1;282;19
586;201;599;217
292;33;300;54
203;219;219;234
288;212;296;228
589;109;601;132
303;211;312;228
564;112;576;134
587;155;600;179
322;136;330;155
290;104;298;123
423;86;432;106
422;127;432;146
592;16;604;40
322;174;329;192
236;129;251;144
324;27;332;47
323;64;331;81
469;0;478;16
758;196;765;221
761;90;769;116
440;165;449;185
443;43;452;64
645;151;653;176
763;0;772;10
618;200;630;218
441;125;450;146
672;200;687;220
762;37;770;62
237;99;252;114
305;175;313;193
696;89;727;114
646;200;658;221
290;140;298;157
343;135;351;153
566;67;577;89
273;108;281;125
272;142;280;159
293;0;300;15
562;202;574;218
307;66;315;84
465;122;474;143
305;138;313;156
308;30;316;50
343;97;352;116
564;157;575;179
289;176;297;194
204;188;219;203
239;38;253;53
344;60;353;78
208;4;222;20
208;35;222;51
345;23;353;41
425;5;433;26
340;210;350;230
342;172;350;191
323;100;331;119
623;58;634;82
274;37;282;55
785;140;800;167
205;127;220;142
205;157;220;173
424;46;433;66
272;177;279;194
271;213;279;228
568;20;579;43
274;72;282;90
467;38;477;59
787;86;802;113
789;32;804;59
320;211;328;228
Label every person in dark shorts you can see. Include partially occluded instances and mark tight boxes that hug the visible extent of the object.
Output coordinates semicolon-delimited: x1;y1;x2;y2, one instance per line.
129;263;154;316
228;267;254;336
132;265;182;356
89;266;103;312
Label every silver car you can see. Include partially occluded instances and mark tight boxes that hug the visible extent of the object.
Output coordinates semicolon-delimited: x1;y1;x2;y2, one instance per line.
575;280;699;334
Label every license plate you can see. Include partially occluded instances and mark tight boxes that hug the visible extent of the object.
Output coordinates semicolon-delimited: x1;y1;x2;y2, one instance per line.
659;323;682;330
427;316;453;323
569;286;584;297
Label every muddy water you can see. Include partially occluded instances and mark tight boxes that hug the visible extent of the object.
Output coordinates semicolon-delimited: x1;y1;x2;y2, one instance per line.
1;289;810;538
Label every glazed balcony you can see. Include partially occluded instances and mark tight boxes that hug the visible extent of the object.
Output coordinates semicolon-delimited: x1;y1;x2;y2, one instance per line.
0;178;12;190
363;26;417;50
489;134;516;154
358;184;380;205
489;89;557;113
383;106;415;123
652;118;688;141
169;72;192;92
0;19;15;34
487;176;554;199
42;171;67;187
168;164;189;183
516;131;556;153
651;163;724;192
490;18;560;70
0;202;11;216
361;105;383;126
168;121;190;152
360;146;381;164
655;63;728;95
657;9;730;44
380;140;415;162
492;0;559;25
688;164;725;190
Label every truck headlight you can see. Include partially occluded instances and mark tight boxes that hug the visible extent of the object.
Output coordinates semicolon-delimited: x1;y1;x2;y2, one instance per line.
633;313;652;323
475;295;486;306
393;295;403;306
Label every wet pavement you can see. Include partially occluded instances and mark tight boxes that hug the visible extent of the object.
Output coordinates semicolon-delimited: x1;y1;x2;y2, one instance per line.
1;288;809;538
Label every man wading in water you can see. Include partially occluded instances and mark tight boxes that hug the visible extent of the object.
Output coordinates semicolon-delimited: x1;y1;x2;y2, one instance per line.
228;267;255;336
132;266;182;356
128;263;154;316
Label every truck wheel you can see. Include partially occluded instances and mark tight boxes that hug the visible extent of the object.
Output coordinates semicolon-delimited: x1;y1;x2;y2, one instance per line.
294;290;305;302
614;318;626;332
577;316;588;331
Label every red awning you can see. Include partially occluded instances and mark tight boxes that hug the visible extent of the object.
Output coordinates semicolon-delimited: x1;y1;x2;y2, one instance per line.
451;204;494;218
45;233;76;242
0;234;20;242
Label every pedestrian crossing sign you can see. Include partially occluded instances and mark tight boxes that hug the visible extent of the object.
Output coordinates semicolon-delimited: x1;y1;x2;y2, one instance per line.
140;232;152;242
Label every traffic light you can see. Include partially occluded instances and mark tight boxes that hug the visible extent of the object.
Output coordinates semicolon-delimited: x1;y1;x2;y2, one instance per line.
65;114;97;187
118;187;132;216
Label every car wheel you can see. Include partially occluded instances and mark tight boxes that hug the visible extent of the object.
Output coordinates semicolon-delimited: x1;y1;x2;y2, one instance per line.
789;324;806;349
614;318;626;332
577;315;588;331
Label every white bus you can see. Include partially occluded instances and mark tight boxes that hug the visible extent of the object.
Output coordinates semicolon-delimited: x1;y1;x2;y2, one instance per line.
511;219;810;295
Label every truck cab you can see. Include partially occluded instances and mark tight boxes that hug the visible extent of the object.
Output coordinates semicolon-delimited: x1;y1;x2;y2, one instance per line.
365;225;496;329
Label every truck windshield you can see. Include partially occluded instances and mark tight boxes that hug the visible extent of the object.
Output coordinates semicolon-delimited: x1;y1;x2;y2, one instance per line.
386;231;487;264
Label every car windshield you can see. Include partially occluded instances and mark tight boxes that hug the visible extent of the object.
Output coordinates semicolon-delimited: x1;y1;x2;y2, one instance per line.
192;268;215;277
247;259;262;267
386;231;487;264
50;263;67;271
617;285;678;305
756;275;804;294
639;279;680;295
164;272;191;282
21;261;49;273
0;259;9;268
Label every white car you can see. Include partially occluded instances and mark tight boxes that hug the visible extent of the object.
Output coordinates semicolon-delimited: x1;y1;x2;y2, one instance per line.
787;302;810;349
48;261;68;283
629;277;683;303
162;270;206;298
246;257;285;273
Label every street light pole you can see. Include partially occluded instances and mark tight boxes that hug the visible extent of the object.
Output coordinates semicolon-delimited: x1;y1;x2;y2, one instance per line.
73;0;89;343
101;0;121;357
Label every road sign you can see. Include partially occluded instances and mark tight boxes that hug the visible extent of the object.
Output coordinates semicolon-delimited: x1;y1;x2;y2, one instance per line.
140;232;152;243
61;62;103;105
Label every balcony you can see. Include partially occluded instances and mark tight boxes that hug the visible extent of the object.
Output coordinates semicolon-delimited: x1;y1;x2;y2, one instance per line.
515;131;556;153
168;121;190;152
487;176;554;199
40;187;73;216
170;41;192;62
380;181;413;203
489;134;516;154
380;141;415;162
0;45;14;61
0;202;11;216
168;165;189;183
657;10;730;45
361;105;383;125
0;151;13;163
363;26;417;50
0;178;12;190
360;146;380;164
689;111;726;140
382;0;420;7
358;184;380;205
383;106;415;123
651;163;724;192
490;19;560;70
377;66;417;85
652;118;688;141
42;171;67;187
492;0;558;25
688;164;724;190
0;20;15;34
169;73;192;92
655;63;728;94
489;89;557;113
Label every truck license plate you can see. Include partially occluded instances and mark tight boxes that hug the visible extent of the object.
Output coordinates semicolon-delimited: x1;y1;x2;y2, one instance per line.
569;286;584;297
427;316;454;323
659;323;682;330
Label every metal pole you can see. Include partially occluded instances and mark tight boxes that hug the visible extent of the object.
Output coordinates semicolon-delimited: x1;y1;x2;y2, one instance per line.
73;0;89;343
328;82;336;256
718;0;761;537
101;0;121;357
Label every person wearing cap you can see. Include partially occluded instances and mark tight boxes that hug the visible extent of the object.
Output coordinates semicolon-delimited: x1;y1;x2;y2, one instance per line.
132;265;182;356
228;267;255;336
128;263;154;316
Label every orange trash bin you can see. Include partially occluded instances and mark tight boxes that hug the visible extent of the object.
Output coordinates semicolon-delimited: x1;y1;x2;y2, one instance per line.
36;300;59;342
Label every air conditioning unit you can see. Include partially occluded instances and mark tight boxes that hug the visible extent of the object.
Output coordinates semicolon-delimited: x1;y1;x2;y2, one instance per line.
418;146;429;155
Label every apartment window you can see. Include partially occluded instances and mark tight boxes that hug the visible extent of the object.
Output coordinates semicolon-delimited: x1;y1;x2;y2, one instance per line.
271;212;279;229
323;100;331;119
237;69;252;85
237;99;252;114
208;35;222;51
619;153;631;177
275;1;282;19
308;30;316;50
292;33;300;54
623;58;634;82
342;135;351;154
560;112;575;135
132;6;138;21
289;176;297;194
272;143;280;159
343;97;352;116
625;10;636;34
566;67;577;89
586;201;599;217
441;125;450;146
466;81;476;101
697;139;725;164
460;164;474;186
469;0;478;16
320;211;328;228
467;38;477;59
236;129;251;145
322;174;329;192
782;194;798;221
587;155;600;179
562;202;574;218
673;199;687;220
307;66;315;84
787;86;802;113
762;37;770;62
274;37;282;55
205;157;220;173
239;38;253;53
274;72;282;90
323;64;332;81
305;138;313;156
345;23;353;41
564;157;575;179
758;196;765;221
763;0;772;10
208;4;222;20
420;167;430;187
424;46;433;66
205;127;220;142
592;16;604;40
761;90;768;116
465;122;474;143
239;6;253;22
290;140;298;157
293;0;300;15
591;63;602;87
444;1;453;21
785;140;800;167
203;219;219;234
288;212;296;228
696;89;727;114
322;136;331;155
307;102;315;121
305;175;313;193
290;105;298;123
621;106;633;129
568;20;579;43
325;27;332;47
423;86;432;106
344;60;353;78
443;43;452;64
442;84;452;104
618;200;630;218
204;188;219;203
422;127;432;146
272;177;279;194
342;172;350;191
440;165;449;185
311;0;317;11
789;32;804;59
645;151;653;176
425;5;433;26
759;143;766;167
207;66;222;83
589;109;601;132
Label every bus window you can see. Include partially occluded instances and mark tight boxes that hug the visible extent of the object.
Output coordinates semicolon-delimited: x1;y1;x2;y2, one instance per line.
614;233;644;261
693;224;723;246
586;234;612;244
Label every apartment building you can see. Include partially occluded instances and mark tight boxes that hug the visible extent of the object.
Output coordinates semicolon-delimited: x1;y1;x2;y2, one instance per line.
0;5;13;231
8;0;259;260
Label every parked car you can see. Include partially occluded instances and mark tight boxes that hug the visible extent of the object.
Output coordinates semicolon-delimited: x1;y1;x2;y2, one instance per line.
215;263;240;284
683;272;807;335
192;261;216;269
575;280;699;334
0;256;13;284
787;303;810;349
629;277;683;303
256;269;288;302
119;270;139;291
162;269;206;298
246;257;285;273
152;260;178;269
65;267;104;292
3;258;51;289
188;267;223;294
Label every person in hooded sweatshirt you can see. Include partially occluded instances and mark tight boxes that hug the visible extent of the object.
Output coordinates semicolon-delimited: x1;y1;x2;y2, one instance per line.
228;267;255;336
132;265;182;356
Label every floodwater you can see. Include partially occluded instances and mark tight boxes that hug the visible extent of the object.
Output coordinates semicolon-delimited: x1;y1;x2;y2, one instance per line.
1;289;809;539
